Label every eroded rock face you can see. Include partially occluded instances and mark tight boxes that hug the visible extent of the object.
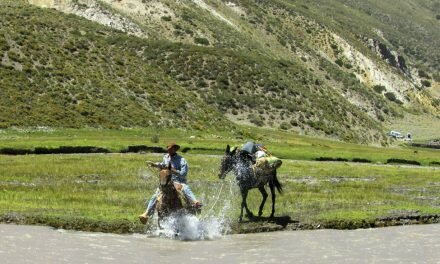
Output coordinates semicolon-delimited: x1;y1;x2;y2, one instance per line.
364;37;410;77
28;0;146;37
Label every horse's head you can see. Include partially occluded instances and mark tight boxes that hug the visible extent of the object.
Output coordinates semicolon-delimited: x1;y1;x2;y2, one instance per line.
159;164;173;192
218;145;237;179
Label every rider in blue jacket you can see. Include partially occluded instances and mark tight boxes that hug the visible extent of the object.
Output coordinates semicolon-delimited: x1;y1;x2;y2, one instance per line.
139;142;202;224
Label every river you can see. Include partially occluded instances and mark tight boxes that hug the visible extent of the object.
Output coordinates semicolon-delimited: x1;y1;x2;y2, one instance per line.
1;223;439;263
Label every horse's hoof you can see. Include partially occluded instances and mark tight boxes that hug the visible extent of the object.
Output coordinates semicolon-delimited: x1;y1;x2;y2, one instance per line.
246;212;254;218
258;211;263;217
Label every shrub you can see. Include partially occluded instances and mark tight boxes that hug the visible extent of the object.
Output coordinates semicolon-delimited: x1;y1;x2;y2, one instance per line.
418;70;430;79
373;85;386;93
249;114;264;126
351;158;372;163
315;157;349;162
279;122;291;130
421;80;431;87
384;92;397;102
194;37;210;46
386;158;421;166
335;59;344;67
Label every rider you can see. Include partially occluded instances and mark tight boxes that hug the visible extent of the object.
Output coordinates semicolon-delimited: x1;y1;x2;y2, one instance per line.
241;141;281;171
241;141;270;163
139;142;202;224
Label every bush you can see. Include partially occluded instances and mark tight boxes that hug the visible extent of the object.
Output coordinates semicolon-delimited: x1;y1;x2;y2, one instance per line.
335;59;344;67
279;122;291;130
161;16;172;21
418;70;430;79
315;157;349;162
386;159;421;166
421;80;431;87
384;92;397;102
249;114;264;126
194;37;210;46
351;158;372;163
373;85;386;93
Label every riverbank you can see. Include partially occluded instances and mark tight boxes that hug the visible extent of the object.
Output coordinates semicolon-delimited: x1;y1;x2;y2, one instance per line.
1;211;440;234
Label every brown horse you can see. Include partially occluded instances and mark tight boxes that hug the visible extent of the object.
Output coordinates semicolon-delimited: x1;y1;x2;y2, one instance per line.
155;165;197;228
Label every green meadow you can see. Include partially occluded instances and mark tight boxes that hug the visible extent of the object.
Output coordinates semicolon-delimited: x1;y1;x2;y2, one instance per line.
0;127;439;233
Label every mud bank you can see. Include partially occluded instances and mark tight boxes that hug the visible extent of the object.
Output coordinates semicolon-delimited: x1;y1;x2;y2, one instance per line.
2;212;440;235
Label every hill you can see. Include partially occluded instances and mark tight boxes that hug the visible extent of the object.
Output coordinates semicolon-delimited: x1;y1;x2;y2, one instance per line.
1;0;439;143
0;1;232;132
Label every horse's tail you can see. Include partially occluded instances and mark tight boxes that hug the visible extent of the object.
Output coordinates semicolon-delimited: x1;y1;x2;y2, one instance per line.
272;170;283;194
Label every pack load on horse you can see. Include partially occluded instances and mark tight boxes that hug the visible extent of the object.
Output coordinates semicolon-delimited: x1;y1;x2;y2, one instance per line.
219;142;283;222
241;141;282;173
139;142;202;226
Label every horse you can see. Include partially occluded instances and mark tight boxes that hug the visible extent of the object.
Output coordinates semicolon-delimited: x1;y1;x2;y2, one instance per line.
155;164;197;228
218;145;283;222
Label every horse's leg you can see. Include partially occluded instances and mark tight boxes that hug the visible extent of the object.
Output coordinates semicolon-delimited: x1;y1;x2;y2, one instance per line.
258;185;268;217
269;180;276;218
157;216;161;230
239;188;253;222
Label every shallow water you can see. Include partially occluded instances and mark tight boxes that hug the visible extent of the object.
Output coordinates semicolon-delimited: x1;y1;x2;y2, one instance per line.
1;223;440;263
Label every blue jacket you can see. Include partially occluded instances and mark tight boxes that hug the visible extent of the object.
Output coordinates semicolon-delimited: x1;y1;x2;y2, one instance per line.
159;153;188;183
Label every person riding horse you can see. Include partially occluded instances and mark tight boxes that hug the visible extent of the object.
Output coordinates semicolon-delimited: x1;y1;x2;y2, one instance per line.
139;142;202;224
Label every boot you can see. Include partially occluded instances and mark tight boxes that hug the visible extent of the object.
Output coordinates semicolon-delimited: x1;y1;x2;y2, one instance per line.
138;212;149;224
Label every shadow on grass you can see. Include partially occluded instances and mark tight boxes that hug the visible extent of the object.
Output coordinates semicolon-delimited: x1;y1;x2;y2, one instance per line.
242;215;297;227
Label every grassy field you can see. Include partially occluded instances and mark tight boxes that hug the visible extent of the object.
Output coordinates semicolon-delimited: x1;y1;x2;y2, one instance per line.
0;128;439;233
1;127;439;164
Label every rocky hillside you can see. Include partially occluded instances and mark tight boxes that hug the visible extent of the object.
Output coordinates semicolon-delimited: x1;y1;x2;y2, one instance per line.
1;0;439;143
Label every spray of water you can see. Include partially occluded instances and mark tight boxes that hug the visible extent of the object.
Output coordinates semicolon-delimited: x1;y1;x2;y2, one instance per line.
146;177;237;241
151;213;225;241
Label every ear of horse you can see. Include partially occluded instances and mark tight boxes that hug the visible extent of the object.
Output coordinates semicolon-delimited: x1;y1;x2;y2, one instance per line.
231;146;237;156
226;145;230;154
167;163;172;170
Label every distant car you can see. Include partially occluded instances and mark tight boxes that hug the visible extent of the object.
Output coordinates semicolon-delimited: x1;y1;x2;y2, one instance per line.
388;130;402;139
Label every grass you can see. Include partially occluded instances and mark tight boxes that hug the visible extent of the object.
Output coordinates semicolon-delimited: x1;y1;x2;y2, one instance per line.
1;126;439;165
0;153;439;233
0;127;439;233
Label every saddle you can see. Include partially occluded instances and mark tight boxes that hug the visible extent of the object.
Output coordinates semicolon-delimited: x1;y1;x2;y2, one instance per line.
156;182;189;207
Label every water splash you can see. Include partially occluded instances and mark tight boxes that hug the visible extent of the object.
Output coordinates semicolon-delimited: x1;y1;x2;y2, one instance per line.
151;213;227;241
146;179;236;241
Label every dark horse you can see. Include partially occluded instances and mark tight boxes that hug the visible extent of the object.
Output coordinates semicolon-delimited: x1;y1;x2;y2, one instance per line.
155;164;197;228
218;145;283;222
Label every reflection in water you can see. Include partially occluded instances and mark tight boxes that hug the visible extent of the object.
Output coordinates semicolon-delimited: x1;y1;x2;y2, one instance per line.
1;224;440;263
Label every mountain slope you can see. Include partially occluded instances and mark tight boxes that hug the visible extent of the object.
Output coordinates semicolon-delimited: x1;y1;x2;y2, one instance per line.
0;2;231;131
2;0;439;143
29;0;438;112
